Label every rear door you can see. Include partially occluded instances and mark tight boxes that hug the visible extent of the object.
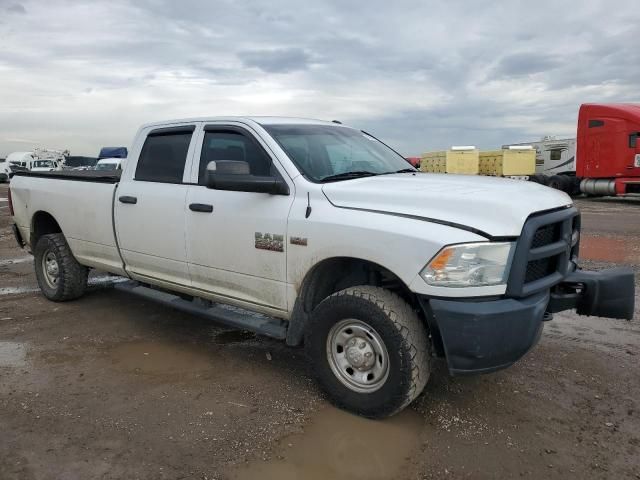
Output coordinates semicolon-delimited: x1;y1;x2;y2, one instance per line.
115;124;199;286
185;123;294;312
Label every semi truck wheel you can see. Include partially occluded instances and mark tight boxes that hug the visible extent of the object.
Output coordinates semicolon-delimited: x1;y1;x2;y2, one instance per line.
547;175;564;191
34;233;88;301
305;286;430;418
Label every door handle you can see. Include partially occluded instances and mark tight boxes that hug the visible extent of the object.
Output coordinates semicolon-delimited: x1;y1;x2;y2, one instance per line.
119;195;137;204
189;203;213;213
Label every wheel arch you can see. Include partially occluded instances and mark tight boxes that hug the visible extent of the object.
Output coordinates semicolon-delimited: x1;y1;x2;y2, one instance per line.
286;256;421;346
30;210;62;249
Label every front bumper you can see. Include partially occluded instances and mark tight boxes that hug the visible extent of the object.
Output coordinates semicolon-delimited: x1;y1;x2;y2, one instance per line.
421;267;635;375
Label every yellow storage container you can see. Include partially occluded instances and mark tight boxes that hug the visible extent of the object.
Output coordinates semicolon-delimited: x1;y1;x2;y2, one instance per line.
478;148;536;176
420;151;447;173
420;147;479;175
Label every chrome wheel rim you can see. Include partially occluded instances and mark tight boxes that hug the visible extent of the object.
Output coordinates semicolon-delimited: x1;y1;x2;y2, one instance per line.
326;319;390;393
42;250;60;289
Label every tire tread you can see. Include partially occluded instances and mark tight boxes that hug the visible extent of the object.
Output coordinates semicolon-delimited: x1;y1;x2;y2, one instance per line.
35;233;88;301
313;285;430;416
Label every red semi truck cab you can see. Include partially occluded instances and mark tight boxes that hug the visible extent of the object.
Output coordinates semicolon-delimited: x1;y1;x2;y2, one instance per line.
577;103;640;195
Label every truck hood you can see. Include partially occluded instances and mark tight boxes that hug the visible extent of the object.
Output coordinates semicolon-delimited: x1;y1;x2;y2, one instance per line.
321;173;572;237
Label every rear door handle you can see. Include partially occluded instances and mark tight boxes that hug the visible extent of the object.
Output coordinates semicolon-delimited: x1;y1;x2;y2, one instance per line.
189;203;213;213
119;195;137;204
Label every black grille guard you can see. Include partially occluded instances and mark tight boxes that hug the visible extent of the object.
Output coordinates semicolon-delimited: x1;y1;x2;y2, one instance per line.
506;206;579;298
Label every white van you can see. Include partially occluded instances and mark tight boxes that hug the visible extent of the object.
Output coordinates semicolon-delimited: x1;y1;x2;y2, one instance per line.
6;151;62;173
94;157;124;171
6;152;35;173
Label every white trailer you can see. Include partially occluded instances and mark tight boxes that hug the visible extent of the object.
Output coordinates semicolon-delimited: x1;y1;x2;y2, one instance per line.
503;137;577;192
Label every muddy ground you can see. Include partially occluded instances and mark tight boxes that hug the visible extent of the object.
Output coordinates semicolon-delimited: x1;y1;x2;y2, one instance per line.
0;182;639;480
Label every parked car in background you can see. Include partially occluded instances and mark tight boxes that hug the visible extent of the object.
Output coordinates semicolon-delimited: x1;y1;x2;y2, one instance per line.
65;156;98;170
95;157;125;171
7;151;36;173
98;146;127;160
30;159;61;172
0;158;10;182
7;150;64;173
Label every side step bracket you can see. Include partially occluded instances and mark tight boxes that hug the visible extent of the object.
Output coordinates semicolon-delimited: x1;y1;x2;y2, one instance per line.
114;281;288;340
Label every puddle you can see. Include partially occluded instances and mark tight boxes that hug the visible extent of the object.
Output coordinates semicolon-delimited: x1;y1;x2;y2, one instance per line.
0;285;40;295
40;351;80;365
229;407;422;480
579;235;640;264
214;330;256;344
109;340;215;374
0;275;128;296
0;256;33;267
0;341;27;367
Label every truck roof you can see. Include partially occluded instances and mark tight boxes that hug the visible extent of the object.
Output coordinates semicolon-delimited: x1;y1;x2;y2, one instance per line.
580;103;640;122
139;116;342;130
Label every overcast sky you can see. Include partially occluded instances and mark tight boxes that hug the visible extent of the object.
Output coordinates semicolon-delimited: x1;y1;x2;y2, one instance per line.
1;0;638;157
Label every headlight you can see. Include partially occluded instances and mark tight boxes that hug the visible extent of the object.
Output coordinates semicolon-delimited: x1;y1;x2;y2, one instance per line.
421;242;515;288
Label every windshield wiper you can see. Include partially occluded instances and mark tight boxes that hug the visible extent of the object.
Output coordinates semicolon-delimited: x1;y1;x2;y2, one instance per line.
377;168;417;176
319;171;379;182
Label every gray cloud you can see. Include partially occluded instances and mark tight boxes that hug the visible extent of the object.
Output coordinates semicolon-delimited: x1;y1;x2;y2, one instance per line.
238;48;312;73
494;53;561;77
0;0;638;157
6;3;26;14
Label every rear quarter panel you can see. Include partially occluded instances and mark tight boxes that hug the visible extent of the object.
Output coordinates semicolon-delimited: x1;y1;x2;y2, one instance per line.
10;175;124;274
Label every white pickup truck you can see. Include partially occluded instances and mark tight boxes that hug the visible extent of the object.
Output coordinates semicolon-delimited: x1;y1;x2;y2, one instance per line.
9;117;635;417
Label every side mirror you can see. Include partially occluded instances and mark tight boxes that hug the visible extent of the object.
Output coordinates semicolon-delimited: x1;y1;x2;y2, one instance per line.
205;160;289;195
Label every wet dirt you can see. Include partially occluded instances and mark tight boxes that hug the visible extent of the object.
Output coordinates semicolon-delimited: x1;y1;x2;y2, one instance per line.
109;340;217;374
214;329;257;344
1;185;640;479
579;235;640;264
0;341;26;367
229;407;422;480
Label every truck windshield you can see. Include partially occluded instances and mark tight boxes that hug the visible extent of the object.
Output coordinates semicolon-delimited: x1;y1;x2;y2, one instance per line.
95;162;117;171
32;160;54;168
263;124;414;182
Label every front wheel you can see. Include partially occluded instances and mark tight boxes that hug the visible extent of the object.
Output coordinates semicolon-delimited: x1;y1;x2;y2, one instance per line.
34;233;88;301
305;286;431;418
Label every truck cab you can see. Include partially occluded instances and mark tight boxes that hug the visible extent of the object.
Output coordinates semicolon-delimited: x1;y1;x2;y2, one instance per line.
577;103;640;195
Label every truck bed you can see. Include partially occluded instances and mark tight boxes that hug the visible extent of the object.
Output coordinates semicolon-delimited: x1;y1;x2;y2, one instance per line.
10;172;125;275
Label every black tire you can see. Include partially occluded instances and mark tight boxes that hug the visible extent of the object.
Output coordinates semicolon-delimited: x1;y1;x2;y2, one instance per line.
529;174;548;186
34;233;88;301
305;286;431;418
547;175;565;191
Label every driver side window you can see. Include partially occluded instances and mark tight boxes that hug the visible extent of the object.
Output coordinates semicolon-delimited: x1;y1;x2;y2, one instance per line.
198;130;272;185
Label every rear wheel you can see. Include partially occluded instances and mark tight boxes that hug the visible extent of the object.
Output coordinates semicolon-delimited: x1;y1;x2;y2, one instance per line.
305;286;431;418
34;233;88;301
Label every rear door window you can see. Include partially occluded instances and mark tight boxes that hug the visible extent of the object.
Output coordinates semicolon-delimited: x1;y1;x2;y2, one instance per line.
135;127;194;183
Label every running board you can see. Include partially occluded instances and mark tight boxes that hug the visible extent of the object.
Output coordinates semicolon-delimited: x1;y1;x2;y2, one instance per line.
114;281;288;340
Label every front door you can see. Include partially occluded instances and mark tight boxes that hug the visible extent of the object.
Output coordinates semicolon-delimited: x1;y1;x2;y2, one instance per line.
185;125;294;312
115;125;198;286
